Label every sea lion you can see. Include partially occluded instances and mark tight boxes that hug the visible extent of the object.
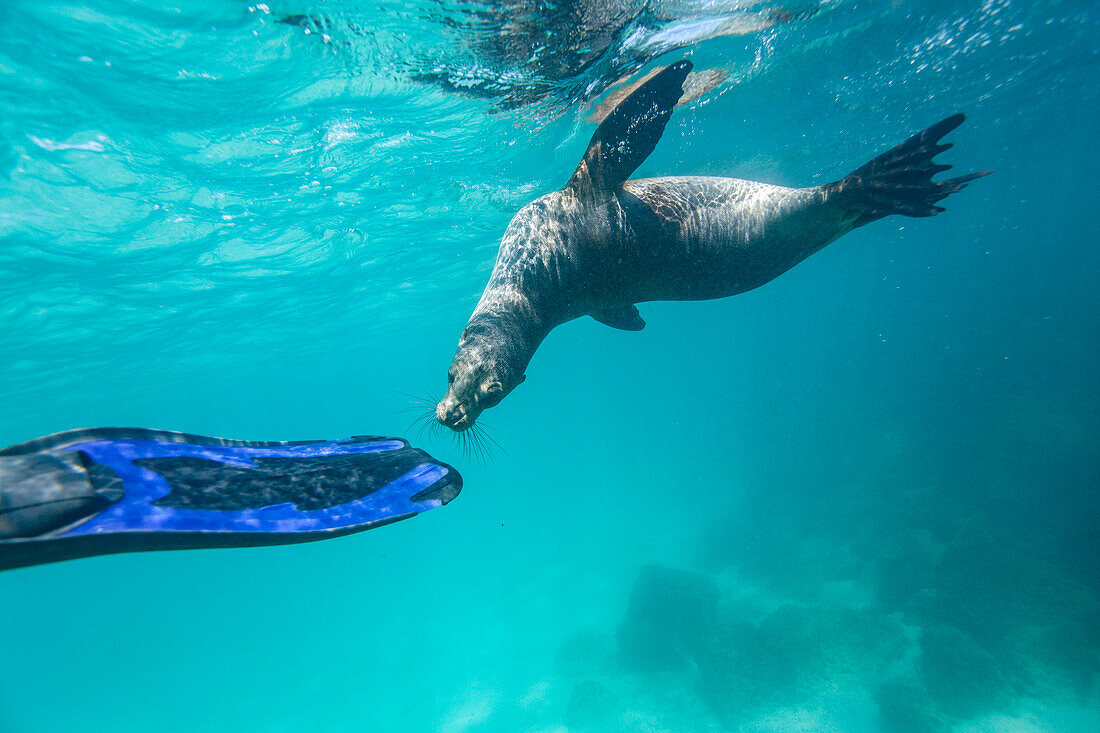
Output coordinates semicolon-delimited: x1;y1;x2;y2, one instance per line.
436;60;990;431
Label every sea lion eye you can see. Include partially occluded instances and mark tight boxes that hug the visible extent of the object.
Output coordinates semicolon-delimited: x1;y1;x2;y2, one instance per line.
479;381;503;406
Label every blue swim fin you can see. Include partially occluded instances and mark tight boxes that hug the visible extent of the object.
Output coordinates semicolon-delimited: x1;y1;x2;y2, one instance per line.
0;428;461;571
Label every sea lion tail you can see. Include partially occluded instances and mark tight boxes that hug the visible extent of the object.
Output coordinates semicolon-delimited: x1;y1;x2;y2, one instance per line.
829;114;992;227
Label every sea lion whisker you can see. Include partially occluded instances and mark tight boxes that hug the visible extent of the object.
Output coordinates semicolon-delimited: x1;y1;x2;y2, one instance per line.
409;408;439;438
393;390;437;407
474;433;490;465
454;429;481;464
481;431;506;455
466;423;498;464
469;422;505;455
467;427;484;464
452;430;467;460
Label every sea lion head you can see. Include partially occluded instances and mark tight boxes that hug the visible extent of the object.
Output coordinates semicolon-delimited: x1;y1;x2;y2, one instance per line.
437;318;526;432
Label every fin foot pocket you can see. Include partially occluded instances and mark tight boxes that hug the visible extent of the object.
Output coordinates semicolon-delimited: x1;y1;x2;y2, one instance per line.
0;453;112;539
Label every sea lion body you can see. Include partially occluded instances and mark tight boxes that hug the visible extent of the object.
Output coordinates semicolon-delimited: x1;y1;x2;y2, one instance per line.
485;177;841;317
437;61;989;431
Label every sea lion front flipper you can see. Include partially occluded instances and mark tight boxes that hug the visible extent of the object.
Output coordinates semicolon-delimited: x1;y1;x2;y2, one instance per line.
591;305;646;331
566;60;693;196
589;67;729;125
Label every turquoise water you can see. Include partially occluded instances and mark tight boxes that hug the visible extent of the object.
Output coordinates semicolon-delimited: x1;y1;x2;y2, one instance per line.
1;0;1097;730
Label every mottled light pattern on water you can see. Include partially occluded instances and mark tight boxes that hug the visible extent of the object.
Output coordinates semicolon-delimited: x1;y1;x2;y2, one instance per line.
1;1;1097;731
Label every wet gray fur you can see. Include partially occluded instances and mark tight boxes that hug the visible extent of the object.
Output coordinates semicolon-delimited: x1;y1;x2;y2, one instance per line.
436;61;988;431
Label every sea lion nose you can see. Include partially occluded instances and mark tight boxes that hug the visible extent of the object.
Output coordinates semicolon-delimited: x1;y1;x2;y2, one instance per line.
436;399;465;426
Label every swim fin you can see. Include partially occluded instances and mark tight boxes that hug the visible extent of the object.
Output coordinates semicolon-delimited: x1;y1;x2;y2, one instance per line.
0;428;461;571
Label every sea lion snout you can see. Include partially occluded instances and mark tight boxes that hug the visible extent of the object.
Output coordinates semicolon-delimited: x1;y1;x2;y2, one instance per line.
436;396;471;431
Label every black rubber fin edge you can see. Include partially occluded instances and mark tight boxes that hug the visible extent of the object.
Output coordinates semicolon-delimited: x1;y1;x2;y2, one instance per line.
0;515;417;573
566;60;692;196
410;459;464;505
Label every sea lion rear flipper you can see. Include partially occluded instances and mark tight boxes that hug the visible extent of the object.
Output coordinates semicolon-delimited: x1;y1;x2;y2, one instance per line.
829;113;993;226
591;305;646;331
566;60;693;196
